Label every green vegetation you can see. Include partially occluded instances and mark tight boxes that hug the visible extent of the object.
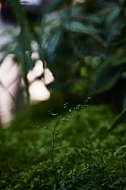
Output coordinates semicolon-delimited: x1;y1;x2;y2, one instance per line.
1;0;126;109
0;0;126;189
0;104;126;189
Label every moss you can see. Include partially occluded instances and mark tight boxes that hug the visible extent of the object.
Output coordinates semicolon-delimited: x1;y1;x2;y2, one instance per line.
0;104;126;189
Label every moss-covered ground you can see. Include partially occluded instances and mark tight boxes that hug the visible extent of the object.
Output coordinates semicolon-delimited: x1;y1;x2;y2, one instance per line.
0;102;126;189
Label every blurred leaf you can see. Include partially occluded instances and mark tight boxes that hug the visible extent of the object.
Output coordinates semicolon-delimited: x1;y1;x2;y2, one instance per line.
90;61;122;95
64;21;98;35
1;0;126;109
45;30;63;64
45;19;61;32
112;48;126;66
105;5;121;26
108;109;126;132
106;21;124;43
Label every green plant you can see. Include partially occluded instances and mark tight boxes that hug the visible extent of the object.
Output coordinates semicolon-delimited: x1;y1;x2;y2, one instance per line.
1;1;126;189
0;103;126;189
1;0;126;110
108;109;126;132
89;0;126;110
44;114;64;189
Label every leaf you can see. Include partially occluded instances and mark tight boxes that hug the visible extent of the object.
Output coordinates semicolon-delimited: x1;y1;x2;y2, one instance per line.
114;145;126;156
45;31;63;64
86;14;103;25
106;21;124;43
105;5;121;27
45;19;61;32
107;110;126;132
112;48;126;66
64;21;98;35
90;61;122;95
45;31;62;54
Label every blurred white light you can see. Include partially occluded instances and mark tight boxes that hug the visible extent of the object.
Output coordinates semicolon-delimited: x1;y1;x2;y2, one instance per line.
44;68;55;85
29;80;51;102
0;54;55;127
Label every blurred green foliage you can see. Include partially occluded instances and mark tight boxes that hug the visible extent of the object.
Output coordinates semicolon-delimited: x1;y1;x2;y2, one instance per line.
0;1;126;188
0;104;126;189
0;0;126;110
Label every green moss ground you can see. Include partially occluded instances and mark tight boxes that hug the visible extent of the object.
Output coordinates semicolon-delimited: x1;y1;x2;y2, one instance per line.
0;104;126;189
